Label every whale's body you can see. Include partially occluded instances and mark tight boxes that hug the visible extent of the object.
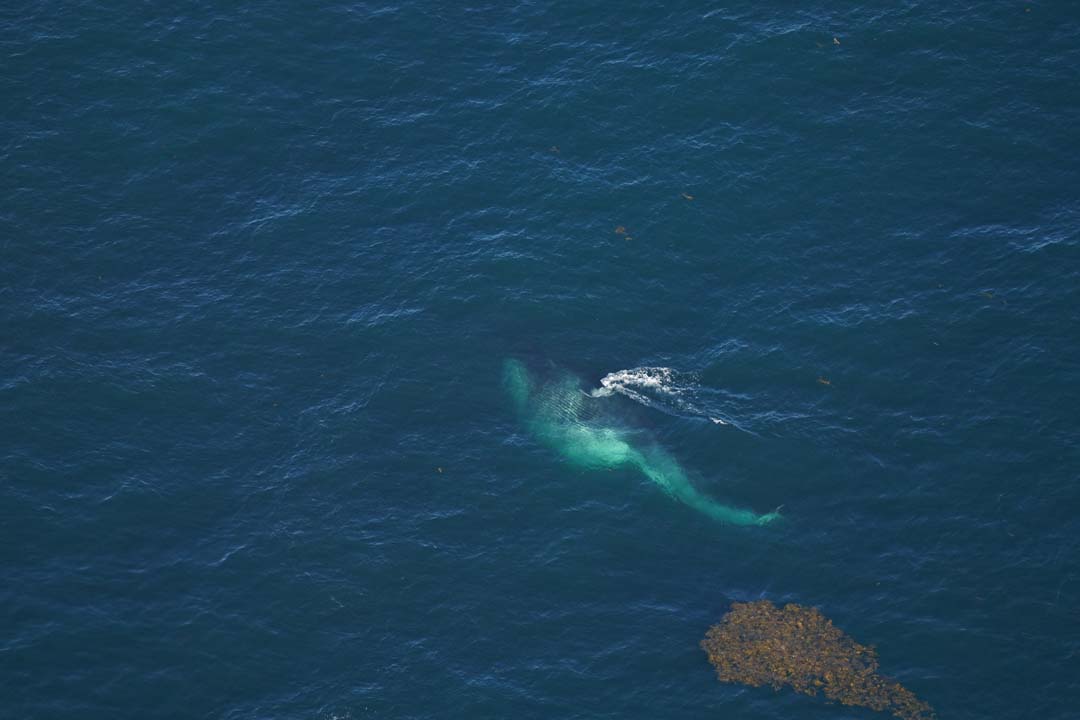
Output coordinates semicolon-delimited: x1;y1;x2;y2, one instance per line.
503;359;778;526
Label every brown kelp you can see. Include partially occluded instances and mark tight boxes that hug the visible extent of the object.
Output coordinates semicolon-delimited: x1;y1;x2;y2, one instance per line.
701;600;934;720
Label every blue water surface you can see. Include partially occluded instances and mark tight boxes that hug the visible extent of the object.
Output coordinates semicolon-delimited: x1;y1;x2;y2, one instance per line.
4;1;1079;718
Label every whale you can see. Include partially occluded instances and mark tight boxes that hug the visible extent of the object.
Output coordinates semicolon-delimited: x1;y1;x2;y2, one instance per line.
503;359;779;526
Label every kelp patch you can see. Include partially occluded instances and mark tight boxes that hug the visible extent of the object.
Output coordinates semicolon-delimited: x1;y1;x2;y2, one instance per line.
701;600;934;720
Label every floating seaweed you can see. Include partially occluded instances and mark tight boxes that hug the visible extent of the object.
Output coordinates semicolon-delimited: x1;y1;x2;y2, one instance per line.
701;600;935;720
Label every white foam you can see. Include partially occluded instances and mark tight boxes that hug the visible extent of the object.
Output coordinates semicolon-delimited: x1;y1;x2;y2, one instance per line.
597;367;684;404
594;367;684;414
594;366;755;435
594;366;701;415
599;367;680;393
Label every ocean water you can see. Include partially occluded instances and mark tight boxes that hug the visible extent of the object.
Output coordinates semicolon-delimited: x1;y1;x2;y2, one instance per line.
4;1;1079;718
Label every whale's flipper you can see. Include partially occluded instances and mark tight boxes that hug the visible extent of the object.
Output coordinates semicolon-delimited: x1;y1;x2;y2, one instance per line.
503;358;533;416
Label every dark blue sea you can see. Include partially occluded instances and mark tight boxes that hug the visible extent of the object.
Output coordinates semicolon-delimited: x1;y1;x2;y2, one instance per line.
4;2;1079;718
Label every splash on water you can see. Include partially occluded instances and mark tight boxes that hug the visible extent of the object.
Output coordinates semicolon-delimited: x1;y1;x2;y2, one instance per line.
592;366;751;433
